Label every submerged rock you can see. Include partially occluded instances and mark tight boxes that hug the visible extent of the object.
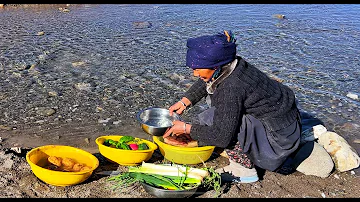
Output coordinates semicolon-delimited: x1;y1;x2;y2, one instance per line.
346;92;359;100
37;31;44;36
132;21;152;29
273;14;286;19
72;61;86;67
59;7;70;12
74;82;92;91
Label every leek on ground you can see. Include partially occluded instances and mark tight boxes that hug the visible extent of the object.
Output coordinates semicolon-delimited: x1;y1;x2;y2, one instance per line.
107;161;222;197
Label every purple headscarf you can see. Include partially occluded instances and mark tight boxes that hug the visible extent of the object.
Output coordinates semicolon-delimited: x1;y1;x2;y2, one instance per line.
186;30;237;69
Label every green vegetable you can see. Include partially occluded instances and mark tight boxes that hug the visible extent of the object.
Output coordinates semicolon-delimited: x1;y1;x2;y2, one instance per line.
148;173;201;186
109;172;180;190
103;139;111;146
130;162;209;181
119;136;135;144
104;139;118;147
116;142;131;150
137;143;149;150
107;162;222;197
109;170;195;190
131;172;183;190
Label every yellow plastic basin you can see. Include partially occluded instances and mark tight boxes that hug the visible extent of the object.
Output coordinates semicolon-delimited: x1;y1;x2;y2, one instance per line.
153;136;215;165
26;145;99;187
95;135;158;166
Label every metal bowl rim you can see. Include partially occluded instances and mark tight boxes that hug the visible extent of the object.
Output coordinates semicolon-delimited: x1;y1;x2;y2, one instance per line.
136;107;181;126
141;182;199;198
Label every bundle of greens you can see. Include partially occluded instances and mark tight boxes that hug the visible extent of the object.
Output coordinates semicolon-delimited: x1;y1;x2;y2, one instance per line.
108;162;221;197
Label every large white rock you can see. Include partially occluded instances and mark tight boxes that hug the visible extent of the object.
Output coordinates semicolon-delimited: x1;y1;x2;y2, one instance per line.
317;131;360;172
313;124;328;139
294;142;334;178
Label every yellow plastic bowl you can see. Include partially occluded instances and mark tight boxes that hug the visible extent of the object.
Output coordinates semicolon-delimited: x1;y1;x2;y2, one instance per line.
95;135;158;166
26;145;99;187
153;136;215;165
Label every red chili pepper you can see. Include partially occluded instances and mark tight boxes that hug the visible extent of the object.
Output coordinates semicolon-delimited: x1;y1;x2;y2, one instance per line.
129;144;139;150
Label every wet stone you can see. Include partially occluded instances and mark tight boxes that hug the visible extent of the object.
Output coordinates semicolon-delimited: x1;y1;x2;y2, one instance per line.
35;107;56;116
37;31;44;36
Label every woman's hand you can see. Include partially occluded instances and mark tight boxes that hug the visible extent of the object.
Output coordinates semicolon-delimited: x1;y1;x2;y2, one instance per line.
163;120;189;138
169;97;191;116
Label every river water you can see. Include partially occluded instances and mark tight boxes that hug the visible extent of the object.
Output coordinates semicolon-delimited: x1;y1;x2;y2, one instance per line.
0;4;359;142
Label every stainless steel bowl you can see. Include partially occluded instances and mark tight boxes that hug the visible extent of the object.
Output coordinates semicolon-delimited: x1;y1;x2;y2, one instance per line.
141;182;199;198
137;107;181;136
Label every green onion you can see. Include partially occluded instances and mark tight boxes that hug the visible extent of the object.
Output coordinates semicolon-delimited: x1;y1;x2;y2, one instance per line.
107;162;222;197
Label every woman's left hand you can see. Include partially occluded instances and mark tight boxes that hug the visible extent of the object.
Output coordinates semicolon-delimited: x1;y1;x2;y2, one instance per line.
163;120;188;138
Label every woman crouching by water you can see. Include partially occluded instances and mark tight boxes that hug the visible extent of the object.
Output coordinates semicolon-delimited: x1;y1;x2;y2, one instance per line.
163;30;301;183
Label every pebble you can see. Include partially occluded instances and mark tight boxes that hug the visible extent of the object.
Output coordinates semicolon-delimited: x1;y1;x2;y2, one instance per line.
98;118;111;123
334;174;339;179
350;171;355;175
96;106;103;112
113;120;121;125
84;138;90;144
10;147;22;154
321;192;326;198
36;107;56;116
353;139;360;144
48;91;58;97
0;125;12;131
37;31;44;36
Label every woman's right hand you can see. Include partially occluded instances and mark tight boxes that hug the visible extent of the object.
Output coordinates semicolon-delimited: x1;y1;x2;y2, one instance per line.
169;97;191;116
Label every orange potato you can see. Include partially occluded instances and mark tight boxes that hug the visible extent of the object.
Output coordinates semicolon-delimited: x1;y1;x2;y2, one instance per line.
72;163;84;172
61;157;76;168
48;156;62;167
80;166;91;172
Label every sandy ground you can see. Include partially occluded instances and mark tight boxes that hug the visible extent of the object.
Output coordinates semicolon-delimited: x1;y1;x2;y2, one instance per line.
0;122;359;198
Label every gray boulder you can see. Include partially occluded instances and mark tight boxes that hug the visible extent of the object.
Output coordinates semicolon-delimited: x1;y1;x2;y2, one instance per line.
292;141;334;178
